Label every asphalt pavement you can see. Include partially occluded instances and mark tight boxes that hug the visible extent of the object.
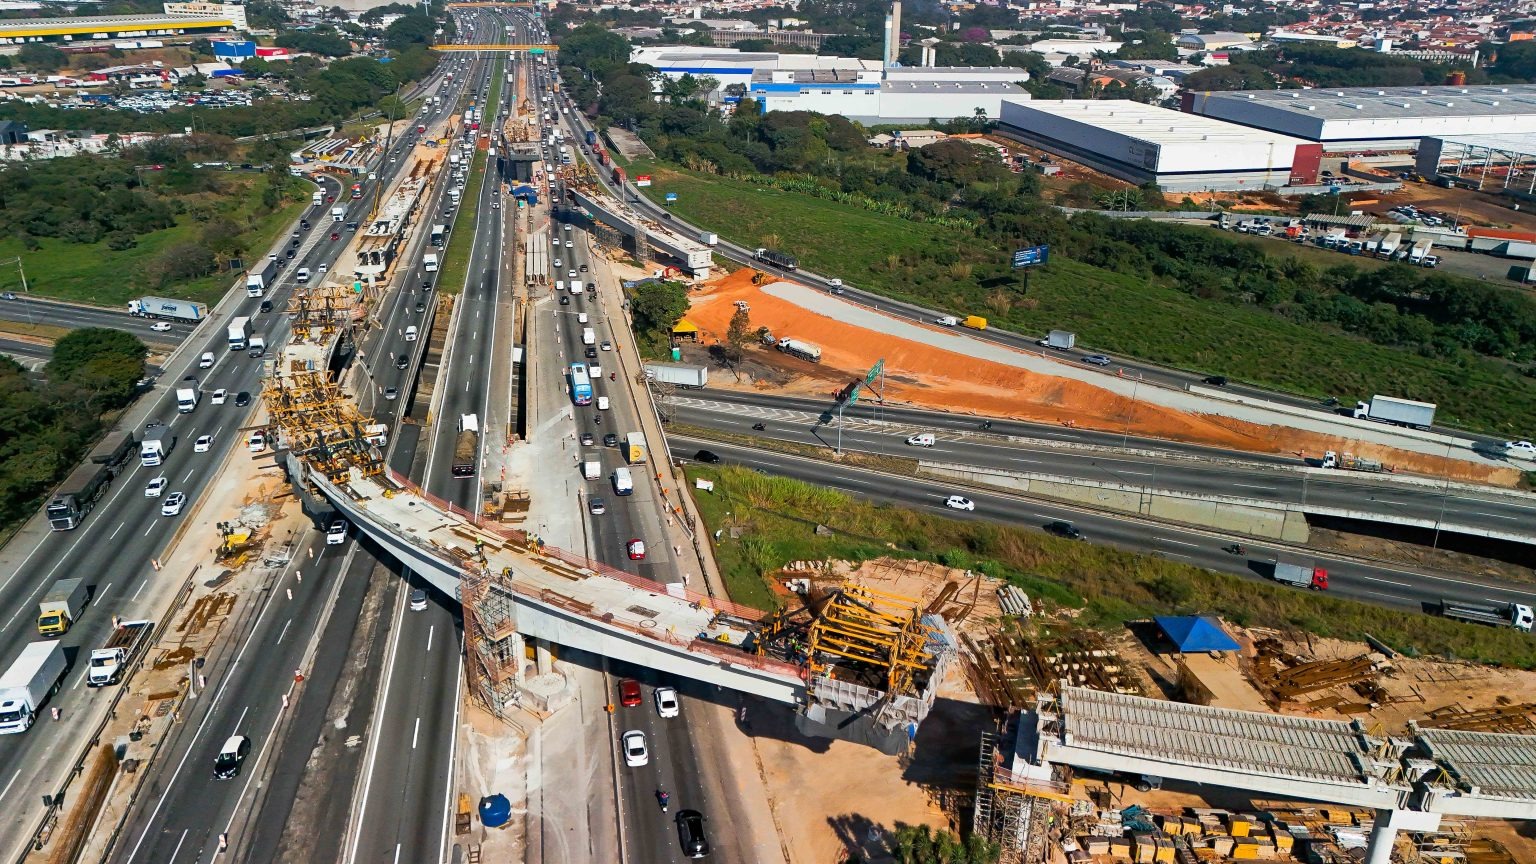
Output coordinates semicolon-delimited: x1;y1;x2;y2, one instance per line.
0;292;198;345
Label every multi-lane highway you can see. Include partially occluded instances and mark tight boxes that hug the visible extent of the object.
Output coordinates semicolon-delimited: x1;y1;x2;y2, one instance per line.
666;391;1536;538
0;283;199;344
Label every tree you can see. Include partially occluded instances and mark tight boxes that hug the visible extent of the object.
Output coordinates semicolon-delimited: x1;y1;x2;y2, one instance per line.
631;280;690;340
17;43;66;73
1184;63;1277;91
46;327;147;411
724;306;752;372
889;825;1000;864
384;14;437;51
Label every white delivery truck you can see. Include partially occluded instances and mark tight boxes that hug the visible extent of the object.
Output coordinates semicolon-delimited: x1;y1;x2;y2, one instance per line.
0;641;67;734
331;206;345;222
424;254;439;272
582;327;596;345
176;376;200;413
583;460;601;480
312;191;324;206
140;427;174;466
227;316;250;351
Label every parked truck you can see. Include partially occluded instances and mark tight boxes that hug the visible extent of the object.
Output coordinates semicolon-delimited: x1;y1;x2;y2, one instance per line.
1045;330;1076;350
644;362;709;388
0;641;67;734
1436;599;1534;632
176;376;200;413
1272;562;1328;591
1375;232;1402;259
227;316;250;351
140;426;174;466
45;432;137;531
128;296;205;323
452;414;478;478
753;248;798;271
87;620;153;687
624;432;647;465
245;259;276;297
1353;395;1436;429
776;337;822;363
1408;238;1433;264
37;577;88;637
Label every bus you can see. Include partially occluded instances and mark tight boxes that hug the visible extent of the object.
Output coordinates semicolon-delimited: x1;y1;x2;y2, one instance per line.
569;362;593;406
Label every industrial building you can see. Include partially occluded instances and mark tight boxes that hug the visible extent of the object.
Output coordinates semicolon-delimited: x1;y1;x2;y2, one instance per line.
0;12;238;44
1417;133;1536;194
998;99;1318;192
1182;85;1536;152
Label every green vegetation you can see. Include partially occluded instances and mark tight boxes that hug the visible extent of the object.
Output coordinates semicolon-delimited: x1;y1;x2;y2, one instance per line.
629;279;690;357
0;328;147;532
437;59;502;296
890;825;1000;864
0;154;306;307
691;466;1536;668
1184;43;1482;91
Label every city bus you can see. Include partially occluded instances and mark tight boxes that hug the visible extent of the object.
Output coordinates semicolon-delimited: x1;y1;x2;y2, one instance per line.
569;362;593;406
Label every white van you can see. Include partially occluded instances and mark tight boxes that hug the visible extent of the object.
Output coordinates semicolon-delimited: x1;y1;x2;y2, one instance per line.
582;460;601;480
578;312;588;324
404;325;419;342
582;327;596;345
906;433;936;447
612;466;634;496
597;396;610;411
555;280;565;292
296;267;310;284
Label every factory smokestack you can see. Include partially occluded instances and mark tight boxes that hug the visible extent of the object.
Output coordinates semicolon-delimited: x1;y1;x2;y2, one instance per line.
888;0;902;67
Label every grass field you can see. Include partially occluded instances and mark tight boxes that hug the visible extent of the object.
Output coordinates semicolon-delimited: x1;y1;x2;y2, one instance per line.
0;175;305;310
689;465;1536;668
437;60;501;297
637;164;1536;436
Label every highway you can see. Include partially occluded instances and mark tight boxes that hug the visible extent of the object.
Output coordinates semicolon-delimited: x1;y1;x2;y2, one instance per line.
0;164;390;862
103;51;477;864
0;334;50;370
0;292;199;344
666;434;1536;614
665;392;1536;540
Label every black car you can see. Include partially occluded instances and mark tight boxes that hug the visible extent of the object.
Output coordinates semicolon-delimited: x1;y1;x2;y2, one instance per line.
415;301;427;313
213;735;251;780
585;346;597;359
234;391;251;407
1045;521;1084;540
560;295;570;305
694;450;721;464
260;300;273;313
1202;375;1228;386
676;810;709;859
300;219;310;230
285;249;296;259
602;433;618;447
422;281;434;292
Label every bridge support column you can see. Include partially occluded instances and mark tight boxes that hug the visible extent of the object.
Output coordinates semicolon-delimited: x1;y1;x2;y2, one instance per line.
1365;811;1397;864
535;638;554;677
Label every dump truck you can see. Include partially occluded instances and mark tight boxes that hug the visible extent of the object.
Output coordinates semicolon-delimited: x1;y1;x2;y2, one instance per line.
227;316;250;351
88;620;153;687
1353;395;1436;429
644;363;708;388
46;432;136;531
963;315;987;330
0;641;66;734
1272;562;1328;591
1046;330;1075;350
1321;450;1390;473
1436;599;1534;632
140;426;174;466
624;432;647;465
776;337;821;363
37;577;88;637
753;248;798;271
128;296;205;323
452;414;478;478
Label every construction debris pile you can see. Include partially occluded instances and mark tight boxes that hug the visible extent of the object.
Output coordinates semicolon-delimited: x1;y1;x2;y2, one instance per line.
963;624;1143;712
1413;825;1520;864
1065;803;1378;863
1247;638;1395;713
1419;698;1536;734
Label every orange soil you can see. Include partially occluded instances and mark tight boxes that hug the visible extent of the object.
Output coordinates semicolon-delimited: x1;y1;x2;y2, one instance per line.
686;270;1519;485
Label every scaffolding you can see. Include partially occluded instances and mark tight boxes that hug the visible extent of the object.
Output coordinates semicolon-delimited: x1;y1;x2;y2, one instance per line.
974;730;1072;864
785;583;935;696
263;369;383;483
462;564;522;718
289;283;362;343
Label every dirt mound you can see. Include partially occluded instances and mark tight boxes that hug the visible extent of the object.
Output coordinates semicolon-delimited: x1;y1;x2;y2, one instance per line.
683;271;1518;485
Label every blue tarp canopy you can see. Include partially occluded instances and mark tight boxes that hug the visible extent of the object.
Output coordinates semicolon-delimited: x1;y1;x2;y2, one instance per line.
479;793;511;828
511;184;539;204
1154;615;1240;653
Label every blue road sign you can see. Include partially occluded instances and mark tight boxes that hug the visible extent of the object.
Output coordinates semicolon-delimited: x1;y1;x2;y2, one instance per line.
1012;245;1049;268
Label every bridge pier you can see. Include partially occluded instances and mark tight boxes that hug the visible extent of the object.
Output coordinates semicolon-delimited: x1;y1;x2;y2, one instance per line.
1366;811;1397;864
535;638;555;677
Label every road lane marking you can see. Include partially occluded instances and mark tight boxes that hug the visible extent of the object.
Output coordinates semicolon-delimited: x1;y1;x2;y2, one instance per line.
143;523;156;537
73;667;89;690
413;717;421;749
93;583;112;605
0;769;20;803
181;468;194;483
276;618;292;645
1469;511;1521;521
427;625;434;653
110;522;125;540
166;829;189;864
1231;483;1278;491
1156;538;1201;548
1360;575;1411;587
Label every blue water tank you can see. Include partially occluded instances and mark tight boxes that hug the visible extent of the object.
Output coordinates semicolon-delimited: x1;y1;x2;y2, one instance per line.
479;793;512;828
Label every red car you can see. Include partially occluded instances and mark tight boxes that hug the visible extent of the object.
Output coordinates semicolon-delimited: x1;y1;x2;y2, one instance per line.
619;678;641;707
627;539;646;560
330;232;340;241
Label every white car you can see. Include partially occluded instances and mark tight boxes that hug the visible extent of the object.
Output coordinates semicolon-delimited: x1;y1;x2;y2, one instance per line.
211;388;227;405
621;730;649;767
247;431;266;452
1505;440;1535;456
160;492;186;516
565;239;573;248
654;686;680;718
568;270;577;279
194;434;214;453
199;352;214;369
945;495;975;511
552;258;562;268
150;322;173;332
145;476;168;497
326;520;348;545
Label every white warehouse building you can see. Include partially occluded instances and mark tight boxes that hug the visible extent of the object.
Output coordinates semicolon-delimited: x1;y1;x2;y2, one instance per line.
998;99;1316;192
1182;85;1536;152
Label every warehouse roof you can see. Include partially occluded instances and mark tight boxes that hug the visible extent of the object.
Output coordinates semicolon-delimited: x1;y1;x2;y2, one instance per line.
1198;85;1536;122
1003;99;1308;148
882;80;1027;94
0;13;234;35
